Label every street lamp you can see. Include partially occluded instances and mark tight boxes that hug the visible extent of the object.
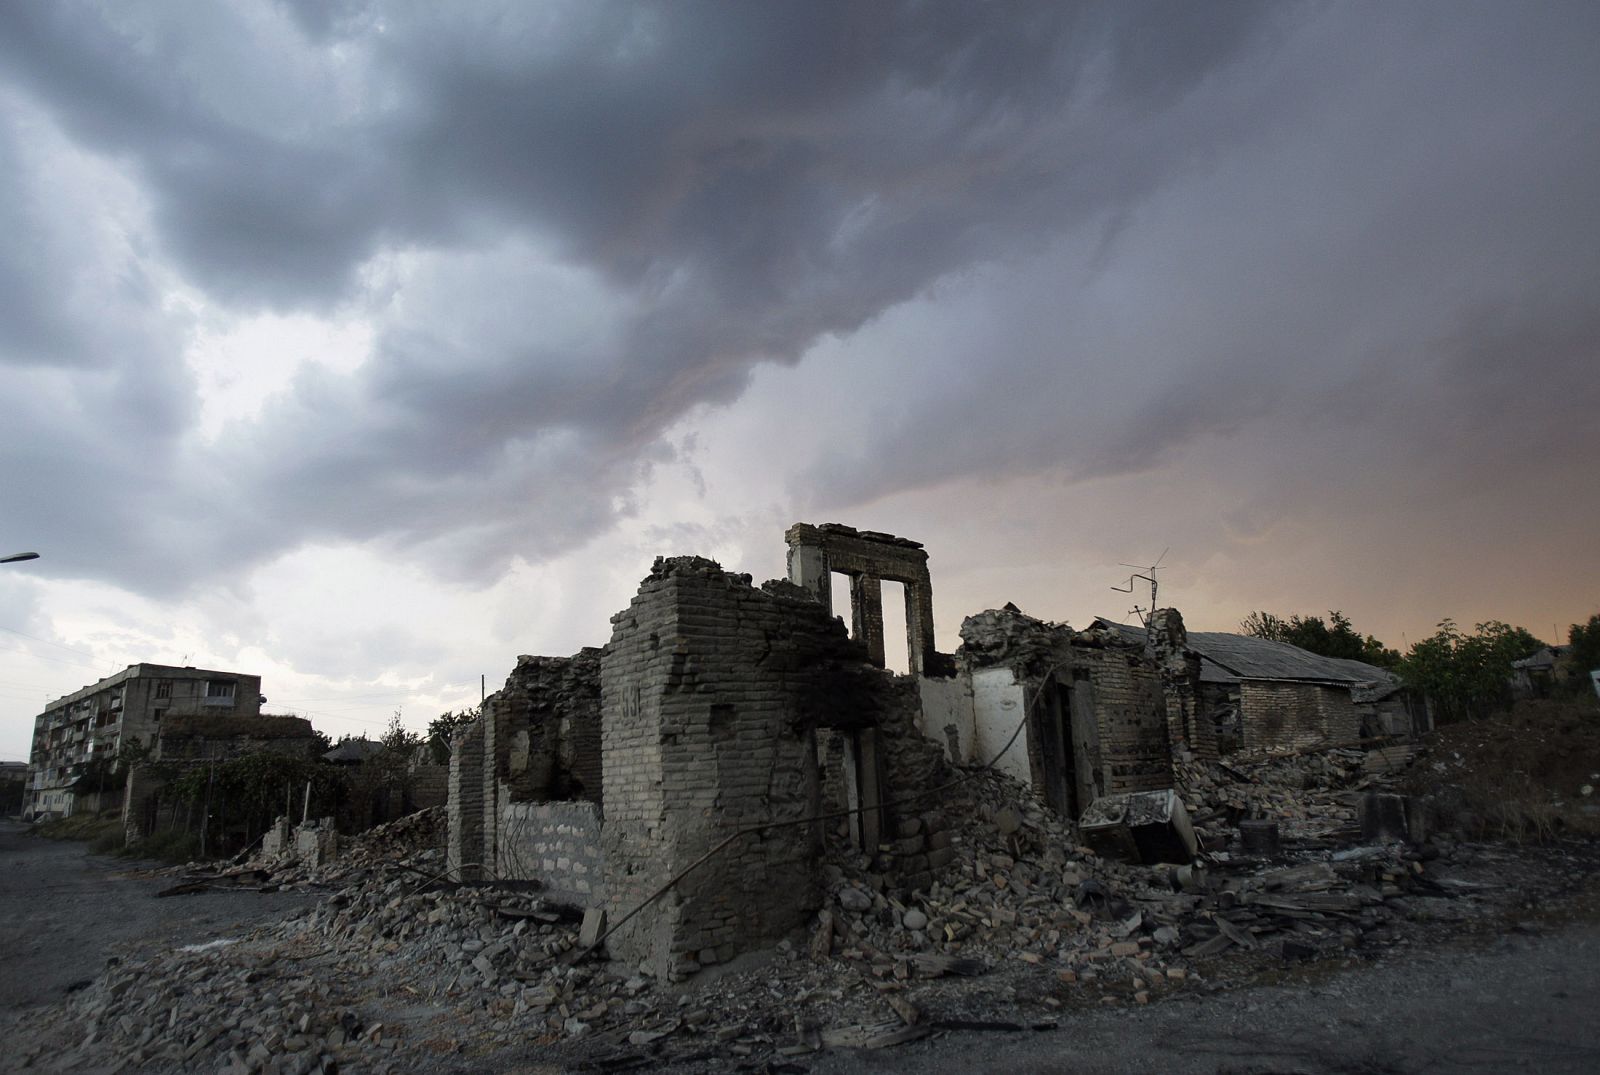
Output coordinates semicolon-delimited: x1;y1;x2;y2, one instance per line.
1;552;40;564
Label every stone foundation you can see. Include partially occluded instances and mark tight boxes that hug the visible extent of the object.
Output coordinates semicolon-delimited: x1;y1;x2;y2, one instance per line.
498;800;605;907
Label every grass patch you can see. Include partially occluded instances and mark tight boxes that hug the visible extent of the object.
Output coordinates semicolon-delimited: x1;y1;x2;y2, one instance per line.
125;826;202;863
31;814;121;843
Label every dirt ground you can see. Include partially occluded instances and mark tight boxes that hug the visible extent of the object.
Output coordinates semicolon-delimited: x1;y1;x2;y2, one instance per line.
6;817;1600;1074
0;820;312;1014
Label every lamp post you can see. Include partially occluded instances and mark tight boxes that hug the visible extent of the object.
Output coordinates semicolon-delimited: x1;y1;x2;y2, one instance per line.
1;552;39;563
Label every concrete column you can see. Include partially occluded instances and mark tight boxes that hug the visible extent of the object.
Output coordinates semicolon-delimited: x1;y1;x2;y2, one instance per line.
786;543;831;613
850;574;886;667
904;576;936;675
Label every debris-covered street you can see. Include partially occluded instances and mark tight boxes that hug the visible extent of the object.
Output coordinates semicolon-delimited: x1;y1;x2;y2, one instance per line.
7;736;1599;1074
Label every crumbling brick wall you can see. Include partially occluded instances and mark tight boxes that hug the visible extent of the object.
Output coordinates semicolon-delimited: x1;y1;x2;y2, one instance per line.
1070;640;1176;795
408;756;448;810
448;648;602;882
447;719;486;881
1239;681;1360;753
600;557;943;980
957;607;1177;820
1145;609;1217;762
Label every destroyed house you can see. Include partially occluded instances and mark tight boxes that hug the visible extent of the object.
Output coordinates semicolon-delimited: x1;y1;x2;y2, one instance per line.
917;604;1208;825
1093;619;1424;753
449;552;949;979
445;524;1209;979
122;712;324;846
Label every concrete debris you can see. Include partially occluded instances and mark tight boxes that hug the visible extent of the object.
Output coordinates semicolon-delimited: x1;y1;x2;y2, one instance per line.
15;736;1599;1073
1359;791;1416;843
1239;818;1283;856
1078;789;1199;865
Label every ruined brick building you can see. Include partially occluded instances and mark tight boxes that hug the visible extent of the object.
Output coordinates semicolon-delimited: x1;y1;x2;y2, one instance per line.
1093;619;1424;753
445;523;1410;978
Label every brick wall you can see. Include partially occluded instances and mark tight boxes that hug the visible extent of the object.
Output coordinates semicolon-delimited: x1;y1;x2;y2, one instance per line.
409;763;448;810
1073;645;1174;795
600;557;943;980
448;718;486;880
448;648;603;882
498;801;605;907
1239;681;1360;753
1145;609;1217;762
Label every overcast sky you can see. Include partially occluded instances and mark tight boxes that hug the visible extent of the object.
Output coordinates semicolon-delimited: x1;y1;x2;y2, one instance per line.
3;1;1598;762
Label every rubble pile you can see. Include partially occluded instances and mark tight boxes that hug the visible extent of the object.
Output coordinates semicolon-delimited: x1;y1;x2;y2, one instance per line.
342;807;447;862
1175;748;1411;845
19;737;1599;1073
802;766;1435;1016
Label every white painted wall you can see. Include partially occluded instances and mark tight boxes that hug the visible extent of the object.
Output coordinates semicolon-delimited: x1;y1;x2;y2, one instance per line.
916;675;975;764
972;667;1032;786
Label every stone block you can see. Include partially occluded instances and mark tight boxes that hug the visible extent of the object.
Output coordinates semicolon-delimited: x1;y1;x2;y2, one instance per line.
1359;791;1411;843
1238;819;1281;856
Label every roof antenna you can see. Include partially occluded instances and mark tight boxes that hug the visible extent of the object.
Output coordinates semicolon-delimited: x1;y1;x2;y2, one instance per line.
1110;548;1169;627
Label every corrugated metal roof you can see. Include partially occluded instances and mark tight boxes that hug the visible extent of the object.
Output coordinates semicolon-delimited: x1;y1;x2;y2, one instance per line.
1093;618;1400;689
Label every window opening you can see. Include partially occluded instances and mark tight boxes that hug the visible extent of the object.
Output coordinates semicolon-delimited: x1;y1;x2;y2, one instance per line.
879;580;911;675
829;572;853;635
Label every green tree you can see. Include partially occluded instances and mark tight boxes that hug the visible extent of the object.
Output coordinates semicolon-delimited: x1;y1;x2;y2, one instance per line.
169;751;344;855
1399;618;1545;722
1240;609;1400;668
1569;614;1600;675
380;710;422;758
426;707;479;764
1239;611;1288;642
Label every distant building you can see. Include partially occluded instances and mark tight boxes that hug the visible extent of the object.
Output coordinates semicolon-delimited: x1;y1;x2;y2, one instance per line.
0;760;27;816
1093;619;1426;754
1510;645;1572;699
25;664;263;819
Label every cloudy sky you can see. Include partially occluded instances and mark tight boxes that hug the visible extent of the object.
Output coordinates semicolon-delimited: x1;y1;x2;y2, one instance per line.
3;1;1598;763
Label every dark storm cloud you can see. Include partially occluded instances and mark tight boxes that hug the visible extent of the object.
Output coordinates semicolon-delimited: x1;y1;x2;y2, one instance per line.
0;0;1290;590
6;1;1594;598
802;1;1600;508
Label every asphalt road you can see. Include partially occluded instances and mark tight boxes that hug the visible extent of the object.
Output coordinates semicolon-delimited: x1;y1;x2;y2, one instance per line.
0;820;311;1014
805;920;1600;1075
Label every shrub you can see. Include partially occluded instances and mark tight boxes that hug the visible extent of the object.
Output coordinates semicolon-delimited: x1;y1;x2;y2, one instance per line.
126;827;202;864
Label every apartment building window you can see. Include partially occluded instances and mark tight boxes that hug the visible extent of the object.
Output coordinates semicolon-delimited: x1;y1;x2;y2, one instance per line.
204;681;236;706
155;681;171;700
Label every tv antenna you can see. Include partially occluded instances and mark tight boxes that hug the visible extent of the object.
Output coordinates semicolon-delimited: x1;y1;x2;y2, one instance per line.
1110;548;1169;626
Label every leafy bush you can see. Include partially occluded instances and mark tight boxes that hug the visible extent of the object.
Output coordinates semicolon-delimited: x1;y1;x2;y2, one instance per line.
126;827;202;863
89;826;126;854
1399;619;1545;723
